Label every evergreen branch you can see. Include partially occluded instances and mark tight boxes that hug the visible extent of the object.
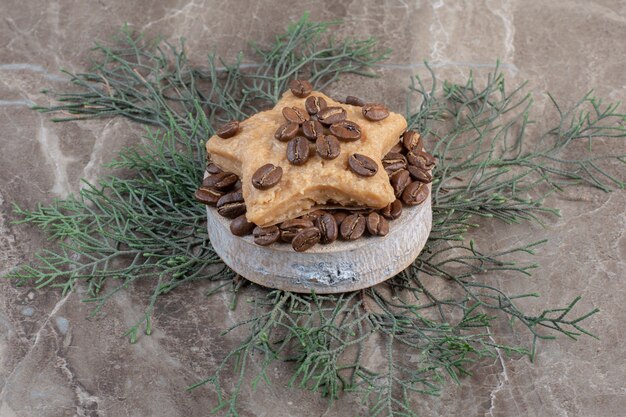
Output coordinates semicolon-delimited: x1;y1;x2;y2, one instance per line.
34;15;389;134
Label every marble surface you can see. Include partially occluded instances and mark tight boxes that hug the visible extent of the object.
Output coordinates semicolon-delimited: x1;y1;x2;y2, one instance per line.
1;1;625;416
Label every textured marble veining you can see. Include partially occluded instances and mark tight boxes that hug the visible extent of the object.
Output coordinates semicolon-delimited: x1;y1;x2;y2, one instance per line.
0;1;625;416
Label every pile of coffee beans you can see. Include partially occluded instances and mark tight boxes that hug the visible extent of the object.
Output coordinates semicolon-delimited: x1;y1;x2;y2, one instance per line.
198;135;434;251
215;79;394;191
272;79;391;180
197;80;435;252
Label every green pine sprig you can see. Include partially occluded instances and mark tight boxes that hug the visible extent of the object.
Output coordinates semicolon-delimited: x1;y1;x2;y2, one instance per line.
7;14;625;417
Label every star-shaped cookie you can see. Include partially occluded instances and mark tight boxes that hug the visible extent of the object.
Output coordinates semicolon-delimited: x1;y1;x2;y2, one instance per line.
206;90;408;227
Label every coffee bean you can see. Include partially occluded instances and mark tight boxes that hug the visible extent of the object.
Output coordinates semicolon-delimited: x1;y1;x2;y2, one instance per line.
345;95;365;107
380;199;403;220
366;212;389;236
382;152;407;173
216;191;246;218
216;120;240;138
388;142;404;154
348;153;378;177
402;130;422;152
333;211;348;226
362;103;389;121
317;106;347;125
253;225;280;246
289;79;313;98
292;227;321;252
384;164;405;177
383;152;407;164
302;120;324;141
407;150;436;169
282;106;309;124
251;164;283;190
194;186;223;206
275;122;299;142
330;120;362;141
340;213;366;240
279;219;314;242
407;165;433;183
206;162;223;175
230;214;256;236
305;96;327;115
401;181;429;206
390;169;411;197
287;136;310;165
383;155;407;176
203;171;238;190
316;135;341;160
315;213;338;244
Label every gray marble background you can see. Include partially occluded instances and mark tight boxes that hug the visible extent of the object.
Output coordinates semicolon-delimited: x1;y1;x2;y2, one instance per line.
1;1;625;416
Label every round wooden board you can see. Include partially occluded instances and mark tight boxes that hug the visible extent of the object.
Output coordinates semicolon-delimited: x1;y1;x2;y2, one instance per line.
205;185;432;294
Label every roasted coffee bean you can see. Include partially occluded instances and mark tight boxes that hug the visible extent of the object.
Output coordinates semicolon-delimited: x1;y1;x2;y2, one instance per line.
216;120;240;138
345;95;365;107
251;164;283;190
230;214;256;236
302;120;324;141
382;152;407;168
348;153;378;177
382;152;407;176
194;186;223;206
316;213;338;244
289;79;313;98
287;136;311;165
316;134;341;160
366;212;389;236
330;120;362;141
216;191;246;218
274;122;299;142
402;130;422;152
305;96;327;115
380;199;403;220
362;103;390;121
253;225;280;246
279;219;314;242
421;151;436;168
292;227;321;252
390;169;411;198
282;106;309;124
340;213;366;240
202;171;238;190
206;162;223;175
407;165;433;183
333;211;348;226
233;179;243;190
407;149;436;169
401;181;429;206
317;106;347;125
384;164;404;177
388;142;404;154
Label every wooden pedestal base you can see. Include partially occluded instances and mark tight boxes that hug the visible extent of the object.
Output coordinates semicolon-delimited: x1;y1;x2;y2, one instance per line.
205;186;432;294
